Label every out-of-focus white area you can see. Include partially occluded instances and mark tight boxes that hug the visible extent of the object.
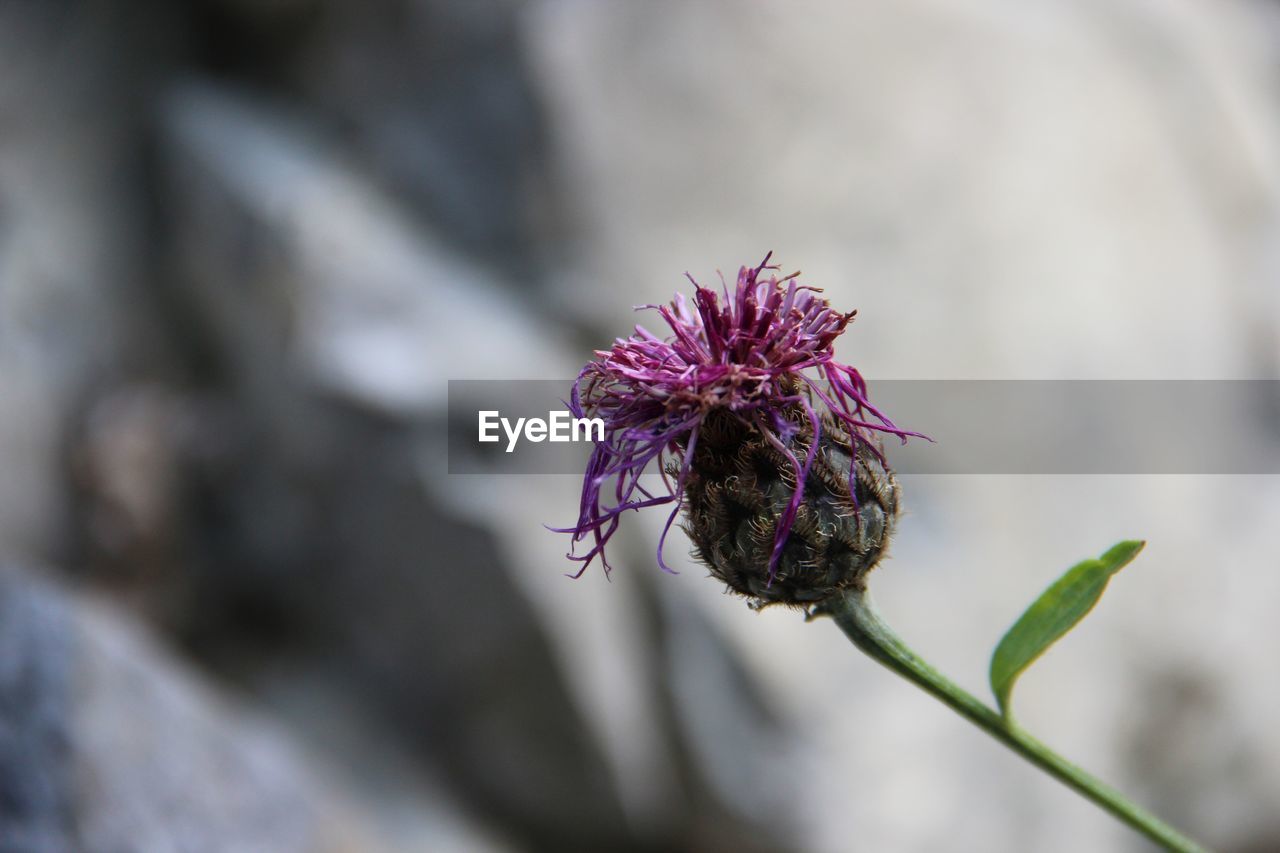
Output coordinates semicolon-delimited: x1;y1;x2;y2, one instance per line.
530;0;1280;381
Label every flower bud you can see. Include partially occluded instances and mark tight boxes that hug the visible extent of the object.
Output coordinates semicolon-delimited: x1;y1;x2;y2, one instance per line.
678;407;899;608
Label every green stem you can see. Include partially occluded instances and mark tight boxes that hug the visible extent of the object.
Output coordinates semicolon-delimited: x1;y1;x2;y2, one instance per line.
817;587;1210;853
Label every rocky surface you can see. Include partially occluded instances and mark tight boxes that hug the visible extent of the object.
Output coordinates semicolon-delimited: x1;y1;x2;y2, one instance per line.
0;565;343;852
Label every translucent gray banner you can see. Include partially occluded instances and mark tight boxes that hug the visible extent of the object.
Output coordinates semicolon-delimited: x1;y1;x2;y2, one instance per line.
447;380;1280;475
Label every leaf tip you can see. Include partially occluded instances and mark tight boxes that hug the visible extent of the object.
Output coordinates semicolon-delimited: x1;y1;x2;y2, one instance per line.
1099;539;1146;574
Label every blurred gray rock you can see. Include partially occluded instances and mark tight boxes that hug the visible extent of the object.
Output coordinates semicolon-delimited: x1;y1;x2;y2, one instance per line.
0;2;167;567
159;78;573;417
153;78;641;851
189;0;567;278
150;75;792;852
298;0;569;277
0;565;341;853
0;566;74;853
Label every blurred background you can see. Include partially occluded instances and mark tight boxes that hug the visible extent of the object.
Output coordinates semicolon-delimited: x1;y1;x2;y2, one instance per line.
2;1;1280;851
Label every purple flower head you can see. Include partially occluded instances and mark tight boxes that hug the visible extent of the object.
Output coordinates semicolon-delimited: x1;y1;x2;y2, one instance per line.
555;253;921;581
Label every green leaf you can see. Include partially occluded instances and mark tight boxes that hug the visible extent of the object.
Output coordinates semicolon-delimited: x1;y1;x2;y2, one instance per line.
989;540;1145;718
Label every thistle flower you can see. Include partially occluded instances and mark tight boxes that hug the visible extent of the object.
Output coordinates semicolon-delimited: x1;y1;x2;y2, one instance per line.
556;254;922;607
553;260;1208;850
